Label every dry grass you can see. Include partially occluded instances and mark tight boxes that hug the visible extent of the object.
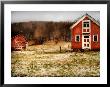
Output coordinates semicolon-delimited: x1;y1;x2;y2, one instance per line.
11;42;100;77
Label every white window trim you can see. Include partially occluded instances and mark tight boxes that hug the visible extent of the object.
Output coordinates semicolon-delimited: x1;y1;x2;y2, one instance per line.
75;35;80;42
93;34;98;42
82;20;91;33
82;20;90;29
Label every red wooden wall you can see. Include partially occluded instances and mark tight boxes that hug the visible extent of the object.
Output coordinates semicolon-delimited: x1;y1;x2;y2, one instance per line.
71;16;100;50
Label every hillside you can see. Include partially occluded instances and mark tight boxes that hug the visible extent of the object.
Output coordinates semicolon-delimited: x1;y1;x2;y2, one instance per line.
11;21;73;45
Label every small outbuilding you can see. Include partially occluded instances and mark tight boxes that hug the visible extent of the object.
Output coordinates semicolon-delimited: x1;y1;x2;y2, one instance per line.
11;34;28;51
70;13;100;50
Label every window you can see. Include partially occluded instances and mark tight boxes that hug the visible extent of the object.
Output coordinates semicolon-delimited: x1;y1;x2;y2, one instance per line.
93;35;98;42
84;36;89;38
82;20;90;33
84;39;86;42
83;29;90;32
87;39;89;42
87;44;89;47
75;35;80;42
83;22;89;27
83;29;86;32
84;44;86;47
87;29;89;32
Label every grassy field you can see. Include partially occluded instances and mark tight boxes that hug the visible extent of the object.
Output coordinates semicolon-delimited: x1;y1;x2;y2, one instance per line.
11;42;100;77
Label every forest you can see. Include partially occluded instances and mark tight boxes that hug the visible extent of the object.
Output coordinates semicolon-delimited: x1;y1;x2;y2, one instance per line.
11;21;73;45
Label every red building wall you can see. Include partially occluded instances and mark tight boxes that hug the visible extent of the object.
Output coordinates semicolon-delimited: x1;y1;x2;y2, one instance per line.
71;21;82;49
71;16;100;50
91;21;100;50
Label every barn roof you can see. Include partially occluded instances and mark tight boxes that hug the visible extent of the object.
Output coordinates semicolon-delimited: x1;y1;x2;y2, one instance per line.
70;13;100;29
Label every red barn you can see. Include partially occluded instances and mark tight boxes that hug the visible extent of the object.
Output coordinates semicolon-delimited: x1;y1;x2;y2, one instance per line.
11;34;28;51
70;14;100;51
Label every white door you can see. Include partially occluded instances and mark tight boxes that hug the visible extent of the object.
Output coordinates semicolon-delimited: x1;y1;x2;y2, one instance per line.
82;35;91;49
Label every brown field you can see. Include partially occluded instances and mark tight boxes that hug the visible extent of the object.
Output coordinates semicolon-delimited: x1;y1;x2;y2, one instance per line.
11;41;100;77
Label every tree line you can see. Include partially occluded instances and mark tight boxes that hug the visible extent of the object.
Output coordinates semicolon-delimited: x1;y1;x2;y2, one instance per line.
11;21;73;44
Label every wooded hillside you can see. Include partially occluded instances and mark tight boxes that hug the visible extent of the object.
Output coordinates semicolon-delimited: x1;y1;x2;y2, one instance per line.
11;21;73;44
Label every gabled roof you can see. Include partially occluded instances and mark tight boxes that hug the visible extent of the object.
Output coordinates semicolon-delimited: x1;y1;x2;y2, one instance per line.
70;13;100;29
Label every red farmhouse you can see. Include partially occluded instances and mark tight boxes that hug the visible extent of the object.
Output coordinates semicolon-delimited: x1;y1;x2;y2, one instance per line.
11;34;28;50
70;14;100;50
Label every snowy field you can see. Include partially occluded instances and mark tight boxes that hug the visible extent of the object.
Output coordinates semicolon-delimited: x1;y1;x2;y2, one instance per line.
11;42;100;77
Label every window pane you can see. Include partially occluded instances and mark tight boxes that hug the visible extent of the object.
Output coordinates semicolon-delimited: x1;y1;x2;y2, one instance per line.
76;36;80;42
83;24;86;27
83;29;86;32
87;44;89;47
76;36;79;41
94;36;97;41
84;36;89;38
84;44;86;47
87;29;89;32
84;39;86;42
87;24;89;27
87;39;89;42
84;22;89;23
